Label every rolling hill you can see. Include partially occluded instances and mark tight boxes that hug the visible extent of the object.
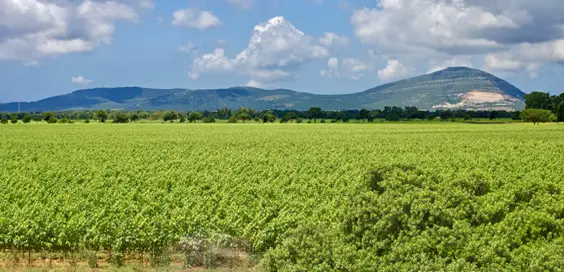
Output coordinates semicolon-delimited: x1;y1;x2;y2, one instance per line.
0;67;526;112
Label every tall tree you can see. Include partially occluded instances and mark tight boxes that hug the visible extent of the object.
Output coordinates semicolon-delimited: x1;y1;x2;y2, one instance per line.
525;92;552;110
94;110;108;123
521;109;553;125
557;102;564;122
307;107;322;123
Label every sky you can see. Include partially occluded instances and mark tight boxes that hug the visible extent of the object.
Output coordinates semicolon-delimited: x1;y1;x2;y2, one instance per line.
1;0;564;102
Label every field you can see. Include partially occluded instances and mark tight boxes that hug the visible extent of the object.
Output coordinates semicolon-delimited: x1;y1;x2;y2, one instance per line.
1;123;564;271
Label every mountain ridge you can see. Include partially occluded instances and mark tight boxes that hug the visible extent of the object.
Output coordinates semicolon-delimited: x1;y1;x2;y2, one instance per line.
0;67;526;112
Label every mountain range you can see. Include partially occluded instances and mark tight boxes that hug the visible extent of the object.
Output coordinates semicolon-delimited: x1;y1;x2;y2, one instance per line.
0;67;526;112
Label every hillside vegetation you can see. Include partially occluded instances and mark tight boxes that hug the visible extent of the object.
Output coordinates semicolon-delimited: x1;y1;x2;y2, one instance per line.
0;67;525;112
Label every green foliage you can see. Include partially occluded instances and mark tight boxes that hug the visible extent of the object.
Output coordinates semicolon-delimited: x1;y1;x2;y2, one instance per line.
188;111;203;123
43;112;55;122
84;119;90;124
525;92;552;110
521;109;553;124
1;124;564;270
22;114;31;123
113;113;129;123
228;115;238;123
239;113;251;123
386;114;400;122
129;112;139;122
1;116;8;124
557;102;564;122
47;116;58;123
58;118;69;124
10;115;18;124
307;107;322;122
94;110;108;123
262;113;276;123
163;111;178;122
203;116;216;123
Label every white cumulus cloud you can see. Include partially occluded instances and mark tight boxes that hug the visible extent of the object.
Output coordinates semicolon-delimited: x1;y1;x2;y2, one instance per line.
377;60;408;82
0;0;139;63
190;16;329;84
172;9;221;30
320;57;369;80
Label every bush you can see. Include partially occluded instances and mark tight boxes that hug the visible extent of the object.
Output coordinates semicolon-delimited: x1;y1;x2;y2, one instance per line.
320;120;326;123
296;118;303;123
1;117;7;124
58;118;69;124
113;113;129;123
228;116;238;123
47;116;58;124
10;115;18;124
22;114;31;123
84;119;90;124
203;116;216;123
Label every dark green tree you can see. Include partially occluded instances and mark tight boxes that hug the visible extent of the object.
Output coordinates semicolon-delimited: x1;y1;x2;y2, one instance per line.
262;113;276;123
10;115;18;124
94;110;108;123
113;113;129;123
129;112;139;122
188;111;203;123
239;113;251;123
307;107;322;123
525;92;552;110
43;112;55;122
521;109;553;124
557;102;564;122
1;117;7;124
47;116;58;124
22;114;31;123
163;111;178;122
359;109;370;122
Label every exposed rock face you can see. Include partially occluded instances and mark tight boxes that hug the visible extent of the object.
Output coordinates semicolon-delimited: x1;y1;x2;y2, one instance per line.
0;67;525;112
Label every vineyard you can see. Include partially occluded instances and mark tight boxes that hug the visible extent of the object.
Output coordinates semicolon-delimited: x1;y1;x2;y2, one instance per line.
1;123;564;271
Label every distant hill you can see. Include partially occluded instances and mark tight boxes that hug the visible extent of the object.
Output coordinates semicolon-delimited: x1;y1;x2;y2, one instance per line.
0;67;525;112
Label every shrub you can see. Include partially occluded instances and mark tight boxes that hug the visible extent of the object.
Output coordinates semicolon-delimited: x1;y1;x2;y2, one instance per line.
228;116;238;123
22;114;31;123
58;118;69;124
10;115;18;124
203;116;216;123
1;117;7;124
84;119;90;124
112;113;129;123
47;116;58;124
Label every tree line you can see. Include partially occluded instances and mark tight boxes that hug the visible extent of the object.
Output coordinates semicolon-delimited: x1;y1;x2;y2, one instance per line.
521;92;564;124
1;99;563;124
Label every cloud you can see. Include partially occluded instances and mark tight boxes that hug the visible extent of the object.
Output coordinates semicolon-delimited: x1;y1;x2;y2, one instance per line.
427;56;474;74
319;32;349;48
189;48;234;80
179;42;197;54
190;16;329;84
320;57;369;80
0;0;139;62
139;0;154;9
247;80;264;88
71;76;94;85
350;0;564;75
227;0;253;9
172;9;221;30
484;39;564;77
378;60;408;81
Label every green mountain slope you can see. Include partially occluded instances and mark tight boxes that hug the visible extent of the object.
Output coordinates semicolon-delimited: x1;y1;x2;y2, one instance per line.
0;67;526;112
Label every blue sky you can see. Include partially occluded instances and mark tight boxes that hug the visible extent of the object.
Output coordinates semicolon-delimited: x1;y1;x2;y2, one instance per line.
1;0;564;102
